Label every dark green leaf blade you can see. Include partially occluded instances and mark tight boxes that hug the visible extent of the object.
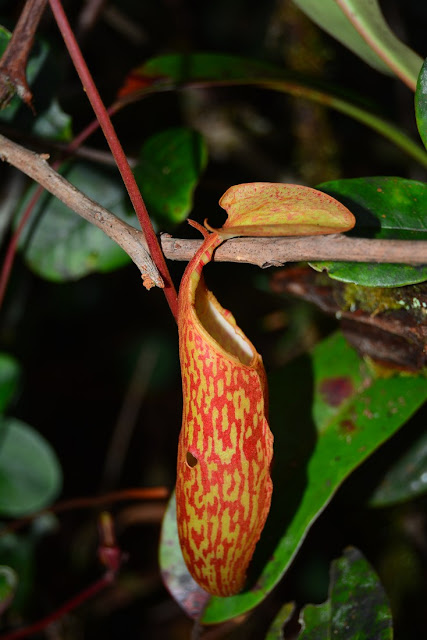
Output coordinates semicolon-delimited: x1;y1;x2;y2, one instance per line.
116;53;427;170
311;176;427;286
160;332;427;623
415;57;427;151
0;418;62;516
0;353;20;414
133;128;207;228
297;547;393;639
16;162;132;281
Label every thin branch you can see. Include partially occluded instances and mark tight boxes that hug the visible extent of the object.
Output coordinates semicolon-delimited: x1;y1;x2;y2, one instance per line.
161;234;427;267
0;133;163;288
0;573;114;640
0;0;48;108
2;486;169;536
48;0;179;319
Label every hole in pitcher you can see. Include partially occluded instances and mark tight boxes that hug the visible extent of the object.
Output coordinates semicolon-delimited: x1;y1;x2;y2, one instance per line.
186;451;198;468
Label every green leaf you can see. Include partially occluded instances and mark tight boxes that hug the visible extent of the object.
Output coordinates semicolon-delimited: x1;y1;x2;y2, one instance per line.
0;418;62;516
369;428;427;507
297;547;393;639
266;602;295;639
161;332;427;623
212;183;355;238
292;0;422;88
16;162;132;281
133;128;207;228
0;28;72;141
0;353;20;414
117;53;427;170
311;176;427;287
415;58;427;151
0;565;17;615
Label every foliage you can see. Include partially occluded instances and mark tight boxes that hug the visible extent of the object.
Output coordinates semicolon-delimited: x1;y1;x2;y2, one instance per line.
0;0;426;639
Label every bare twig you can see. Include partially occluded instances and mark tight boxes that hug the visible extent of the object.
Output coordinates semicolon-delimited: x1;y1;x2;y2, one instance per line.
0;133;163;288
2;487;169;536
1;131;425;286
0;573;114;640
0;0;48;108
161;234;427;267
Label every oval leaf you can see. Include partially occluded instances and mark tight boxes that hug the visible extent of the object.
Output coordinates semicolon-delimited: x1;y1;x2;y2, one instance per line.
0;418;62;516
212;183;355;239
16;162;132;282
292;0;422;88
311;176;427;287
0;353;20;414
415;57;427;151
133;127;207;228
297;547;393;639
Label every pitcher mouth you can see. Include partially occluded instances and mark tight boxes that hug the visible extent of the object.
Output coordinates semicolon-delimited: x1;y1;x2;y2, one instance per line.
193;274;256;367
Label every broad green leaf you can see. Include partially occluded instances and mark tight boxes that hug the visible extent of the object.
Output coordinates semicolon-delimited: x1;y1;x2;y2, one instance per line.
415;58;427;151
0;418;62;516
266;602;295;639
16;162;132;281
0;565;17;615
311;177;427;287
116;53;427;170
0;353;20;414
297;547;393;639
133;128;207;228
369;428;427;507
118;54;286;97
292;0;422;88
212;183;355;238
0;28;72;141
161;332;427;623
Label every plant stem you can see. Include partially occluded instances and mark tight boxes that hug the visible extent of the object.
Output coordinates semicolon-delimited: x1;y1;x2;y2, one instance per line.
0;573;114;640
48;0;178;319
161;234;427;267
0;133;163;288
0;0;48;107
2;486;169;535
